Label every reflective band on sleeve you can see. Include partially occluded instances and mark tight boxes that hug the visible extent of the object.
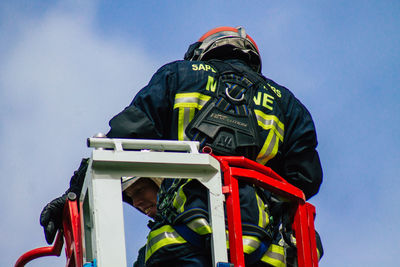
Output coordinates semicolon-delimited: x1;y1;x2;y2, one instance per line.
186;218;212;235
261;244;286;267
243;235;261;254
145;225;187;262
225;231;262;255
256;191;269;229
174;93;211;109
174;93;211;141
254;110;284;165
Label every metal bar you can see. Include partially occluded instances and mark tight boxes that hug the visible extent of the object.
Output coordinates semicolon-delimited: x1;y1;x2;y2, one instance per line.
63;193;83;267
80;139;227;267
229;167;305;201
202;170;228;266
306;203;319;266
213;156;287;183
81;162;128;267
14;230;64;267
87;137;199;153
222;162;245;267
294;202;312;267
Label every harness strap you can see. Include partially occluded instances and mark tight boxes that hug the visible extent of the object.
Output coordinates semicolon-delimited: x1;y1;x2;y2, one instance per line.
185;60;261;159
172;223;209;250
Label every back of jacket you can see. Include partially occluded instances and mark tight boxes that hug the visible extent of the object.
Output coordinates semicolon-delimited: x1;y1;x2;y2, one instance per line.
106;59;322;199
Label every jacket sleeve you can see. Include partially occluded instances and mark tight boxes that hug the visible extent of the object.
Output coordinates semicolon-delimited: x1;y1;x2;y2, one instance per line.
281;96;323;199
106;64;176;139
66;158;89;196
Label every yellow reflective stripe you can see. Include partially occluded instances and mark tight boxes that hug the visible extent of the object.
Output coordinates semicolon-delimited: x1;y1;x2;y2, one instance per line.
226;230;230;248
174;102;205;109
175;92;211;100
254;110;284;165
189;106;196;122
177;107;185;141
178;107;193;141
243;235;261;254
186;218;212;235
254;110;284;139
174;93;211;109
261;244;286;267
145;225;187;262
173;179;191;213
225;231;261;255
256;191;269;228
257;130;278;165
174;93;211;141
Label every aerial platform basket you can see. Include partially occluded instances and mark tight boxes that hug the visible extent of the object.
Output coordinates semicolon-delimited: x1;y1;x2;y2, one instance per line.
15;138;318;267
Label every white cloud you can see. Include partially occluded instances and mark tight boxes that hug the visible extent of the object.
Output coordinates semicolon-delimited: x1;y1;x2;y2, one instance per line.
0;3;157;267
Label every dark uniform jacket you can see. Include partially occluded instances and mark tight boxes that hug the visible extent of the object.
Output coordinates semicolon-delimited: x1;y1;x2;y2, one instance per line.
105;59;322;197
69;59;322;266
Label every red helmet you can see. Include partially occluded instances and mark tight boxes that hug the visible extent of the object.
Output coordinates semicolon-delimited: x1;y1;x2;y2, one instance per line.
184;26;262;72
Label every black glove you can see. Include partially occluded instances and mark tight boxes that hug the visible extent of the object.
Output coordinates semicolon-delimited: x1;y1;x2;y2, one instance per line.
39;158;88;244
39;194;67;244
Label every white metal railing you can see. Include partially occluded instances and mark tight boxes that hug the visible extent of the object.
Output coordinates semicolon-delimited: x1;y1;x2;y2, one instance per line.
80;137;227;267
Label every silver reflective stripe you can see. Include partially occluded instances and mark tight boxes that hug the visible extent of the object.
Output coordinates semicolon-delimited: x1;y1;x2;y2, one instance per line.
186;218;212;235
264;250;285;263
254;111;284;138
173;186;185;212
225;232;262;254
173;179;191;212
147;230;182;249
145;225;187;262
254;110;284;165
261;244;286;267
174;94;210;108
176;107;191;141
256;192;268;228
174;93;211;141
187;218;209;230
243;236;261;253
257;131;278;164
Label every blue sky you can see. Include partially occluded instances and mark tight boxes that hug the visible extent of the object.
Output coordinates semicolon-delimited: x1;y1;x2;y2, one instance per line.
1;1;399;266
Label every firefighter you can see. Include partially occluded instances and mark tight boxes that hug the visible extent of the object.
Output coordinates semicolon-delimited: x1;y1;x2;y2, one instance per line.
122;177;163;267
40;26;323;266
122;176;163;219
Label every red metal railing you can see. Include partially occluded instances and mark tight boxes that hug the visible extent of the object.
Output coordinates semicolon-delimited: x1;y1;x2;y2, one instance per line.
14;231;64;267
63;193;83;267
215;155;319;267
15;193;83;267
